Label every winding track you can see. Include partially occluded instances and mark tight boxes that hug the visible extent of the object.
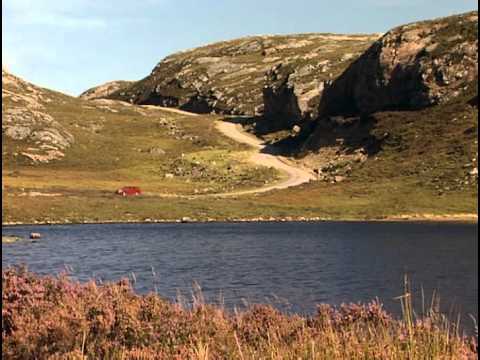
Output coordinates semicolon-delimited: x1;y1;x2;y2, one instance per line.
144;106;315;197
213;121;315;196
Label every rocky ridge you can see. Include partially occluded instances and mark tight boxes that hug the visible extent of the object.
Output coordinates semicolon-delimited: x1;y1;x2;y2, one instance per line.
303;11;478;150
315;11;478;120
104;34;379;123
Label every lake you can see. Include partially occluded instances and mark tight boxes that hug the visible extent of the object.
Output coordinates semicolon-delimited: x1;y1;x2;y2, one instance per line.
2;221;478;329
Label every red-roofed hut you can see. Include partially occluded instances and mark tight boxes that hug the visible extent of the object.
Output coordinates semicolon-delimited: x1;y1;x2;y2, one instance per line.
116;187;142;197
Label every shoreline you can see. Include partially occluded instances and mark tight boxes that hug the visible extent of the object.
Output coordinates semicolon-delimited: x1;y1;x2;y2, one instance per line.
2;213;478;227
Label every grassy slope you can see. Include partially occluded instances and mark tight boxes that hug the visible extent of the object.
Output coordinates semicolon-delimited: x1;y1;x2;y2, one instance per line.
3;89;477;224
2;77;282;224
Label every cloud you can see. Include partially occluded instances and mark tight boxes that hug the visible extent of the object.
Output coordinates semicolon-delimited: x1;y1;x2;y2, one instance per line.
3;0;107;29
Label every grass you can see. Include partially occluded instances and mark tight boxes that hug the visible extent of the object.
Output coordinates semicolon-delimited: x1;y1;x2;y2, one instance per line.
2;91;477;224
2;79;281;221
2;267;477;359
336;83;479;199
4;94;477;224
2;177;477;225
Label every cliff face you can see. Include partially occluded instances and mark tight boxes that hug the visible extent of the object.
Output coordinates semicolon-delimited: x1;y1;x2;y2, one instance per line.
104;34;378;121
302;11;478;152
79;80;134;100
315;11;478;119
260;35;380;134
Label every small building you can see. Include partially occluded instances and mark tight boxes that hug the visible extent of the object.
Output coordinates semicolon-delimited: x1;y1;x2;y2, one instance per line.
116;186;142;197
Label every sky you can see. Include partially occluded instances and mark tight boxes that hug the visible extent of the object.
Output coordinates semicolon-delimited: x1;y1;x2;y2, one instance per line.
2;0;477;96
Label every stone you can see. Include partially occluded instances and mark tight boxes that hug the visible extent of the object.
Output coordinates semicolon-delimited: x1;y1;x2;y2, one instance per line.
149;147;166;156
4;125;32;140
2;235;22;244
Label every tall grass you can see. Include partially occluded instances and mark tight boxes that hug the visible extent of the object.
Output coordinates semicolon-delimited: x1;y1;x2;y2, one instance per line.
2;267;477;359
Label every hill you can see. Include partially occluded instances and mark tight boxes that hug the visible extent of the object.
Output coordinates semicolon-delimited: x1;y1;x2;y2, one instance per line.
79;80;134;100
2;71;285;224
104;34;379;119
294;11;478;195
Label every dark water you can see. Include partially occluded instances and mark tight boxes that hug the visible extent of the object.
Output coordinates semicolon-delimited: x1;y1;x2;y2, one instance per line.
2;222;478;327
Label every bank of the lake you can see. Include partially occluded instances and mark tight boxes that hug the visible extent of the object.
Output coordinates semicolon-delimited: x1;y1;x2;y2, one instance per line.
2;212;478;227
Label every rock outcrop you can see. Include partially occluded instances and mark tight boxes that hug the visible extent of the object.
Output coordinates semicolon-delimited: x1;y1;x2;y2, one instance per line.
2;70;75;163
105;34;378;120
317;11;478;118
260;35;379;133
290;11;478;195
79;80;134;100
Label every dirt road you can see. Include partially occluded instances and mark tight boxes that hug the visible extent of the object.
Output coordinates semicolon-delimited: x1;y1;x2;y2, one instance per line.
151;106;315;197
213;121;315;196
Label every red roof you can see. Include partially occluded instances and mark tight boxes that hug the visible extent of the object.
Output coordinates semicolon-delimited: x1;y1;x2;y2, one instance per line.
116;187;142;196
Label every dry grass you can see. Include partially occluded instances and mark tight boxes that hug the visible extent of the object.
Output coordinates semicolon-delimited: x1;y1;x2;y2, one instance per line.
2;268;477;359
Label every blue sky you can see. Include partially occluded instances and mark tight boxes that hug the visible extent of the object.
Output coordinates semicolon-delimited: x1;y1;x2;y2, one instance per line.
2;0;477;95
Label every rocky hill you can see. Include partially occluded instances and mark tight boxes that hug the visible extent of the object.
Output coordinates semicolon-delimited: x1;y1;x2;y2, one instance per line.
104;34;379;121
79;80;134;100
134;10;477;194
3;71;286;224
301;11;478;148
295;11;478;191
314;11;478;120
2;69;75;163
3;11;477;224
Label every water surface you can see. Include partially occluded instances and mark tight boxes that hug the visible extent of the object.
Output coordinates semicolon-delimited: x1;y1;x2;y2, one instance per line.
2;222;477;327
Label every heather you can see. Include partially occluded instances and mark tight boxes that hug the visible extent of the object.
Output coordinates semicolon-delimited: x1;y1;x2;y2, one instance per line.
2;267;477;359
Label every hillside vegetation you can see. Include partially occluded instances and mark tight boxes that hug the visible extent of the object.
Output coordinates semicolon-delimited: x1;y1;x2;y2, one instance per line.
2;12;478;224
296;11;478;198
